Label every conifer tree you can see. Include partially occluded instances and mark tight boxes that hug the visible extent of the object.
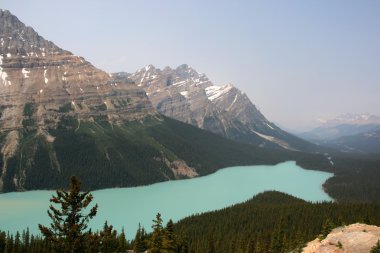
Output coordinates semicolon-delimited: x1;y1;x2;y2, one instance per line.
38;176;98;253
0;231;6;253
149;213;164;253
4;233;13;253
134;223;148;253
117;228;128;252
21;228;30;253
11;232;20;253
99;221;118;253
84;231;100;253
176;232;189;253
163;219;176;253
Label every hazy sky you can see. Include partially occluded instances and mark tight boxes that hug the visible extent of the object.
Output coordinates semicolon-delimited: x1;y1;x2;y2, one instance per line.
2;0;380;131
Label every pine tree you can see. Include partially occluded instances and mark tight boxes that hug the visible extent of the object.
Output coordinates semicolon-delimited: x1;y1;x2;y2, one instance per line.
176;232;189;253
0;231;6;253
99;221;118;253
84;232;100;253
319;219;335;240
38;176;98;253
11;232;20;253
163;219;176;253
150;213;165;253
117;227;128;252
134;223;148;253
4;233;13;253
21;228;30;253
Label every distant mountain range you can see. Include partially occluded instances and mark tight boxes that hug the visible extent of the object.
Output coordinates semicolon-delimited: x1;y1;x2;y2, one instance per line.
113;65;317;152
299;114;380;153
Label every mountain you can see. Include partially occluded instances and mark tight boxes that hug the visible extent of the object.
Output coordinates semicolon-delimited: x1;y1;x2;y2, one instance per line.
300;113;380;141
0;9;320;193
0;9;160;191
299;114;380;153
113;65;316;152
324;126;380;153
319;113;380;127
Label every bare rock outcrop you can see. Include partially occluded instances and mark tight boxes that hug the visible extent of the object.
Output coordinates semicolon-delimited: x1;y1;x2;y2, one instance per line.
302;223;380;253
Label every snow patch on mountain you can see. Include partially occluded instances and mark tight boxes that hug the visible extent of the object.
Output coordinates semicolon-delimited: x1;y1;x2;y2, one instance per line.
180;91;189;98
205;84;233;101
22;68;30;78
252;130;298;151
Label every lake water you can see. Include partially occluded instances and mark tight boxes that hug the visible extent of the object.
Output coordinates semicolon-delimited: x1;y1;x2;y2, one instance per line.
0;161;332;238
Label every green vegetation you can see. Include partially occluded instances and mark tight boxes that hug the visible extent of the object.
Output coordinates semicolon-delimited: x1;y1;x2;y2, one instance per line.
175;191;380;253
23;102;36;117
38;176;98;253
323;155;380;202
22;102;37;128
2;115;380;202
94;103;107;111
372;240;380;253
4;116;301;192
58;103;73;113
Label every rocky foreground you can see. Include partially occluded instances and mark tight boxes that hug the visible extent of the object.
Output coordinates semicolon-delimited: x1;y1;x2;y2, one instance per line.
302;223;380;253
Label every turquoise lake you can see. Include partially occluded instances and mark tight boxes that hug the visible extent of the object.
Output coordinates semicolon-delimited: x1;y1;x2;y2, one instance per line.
0;161;333;238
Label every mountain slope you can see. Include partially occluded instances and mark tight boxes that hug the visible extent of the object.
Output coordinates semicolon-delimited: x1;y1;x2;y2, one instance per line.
113;65;317;152
0;9;158;191
299;114;380;153
325;126;380;153
0;10;326;193
175;191;380;253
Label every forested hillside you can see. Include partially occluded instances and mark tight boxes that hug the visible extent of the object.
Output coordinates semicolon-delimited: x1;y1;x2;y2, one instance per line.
175;191;380;253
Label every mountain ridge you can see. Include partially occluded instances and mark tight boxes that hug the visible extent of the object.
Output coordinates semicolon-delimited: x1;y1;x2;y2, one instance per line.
299;113;380;153
113;64;317;152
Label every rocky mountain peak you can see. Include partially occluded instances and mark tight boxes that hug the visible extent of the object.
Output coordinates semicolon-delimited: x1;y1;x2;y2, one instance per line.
0;9;64;57
115;64;315;151
317;113;380;127
173;64;201;78
0;9;155;133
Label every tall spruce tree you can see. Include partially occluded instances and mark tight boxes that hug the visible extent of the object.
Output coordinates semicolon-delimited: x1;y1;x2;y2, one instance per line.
149;213;164;253
38;176;98;253
163;219;176;253
99;221;119;253
118;227;128;252
134;223;148;253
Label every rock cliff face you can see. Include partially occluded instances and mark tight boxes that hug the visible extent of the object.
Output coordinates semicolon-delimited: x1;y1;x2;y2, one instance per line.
0;9;154;132
115;65;316;151
302;223;380;253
